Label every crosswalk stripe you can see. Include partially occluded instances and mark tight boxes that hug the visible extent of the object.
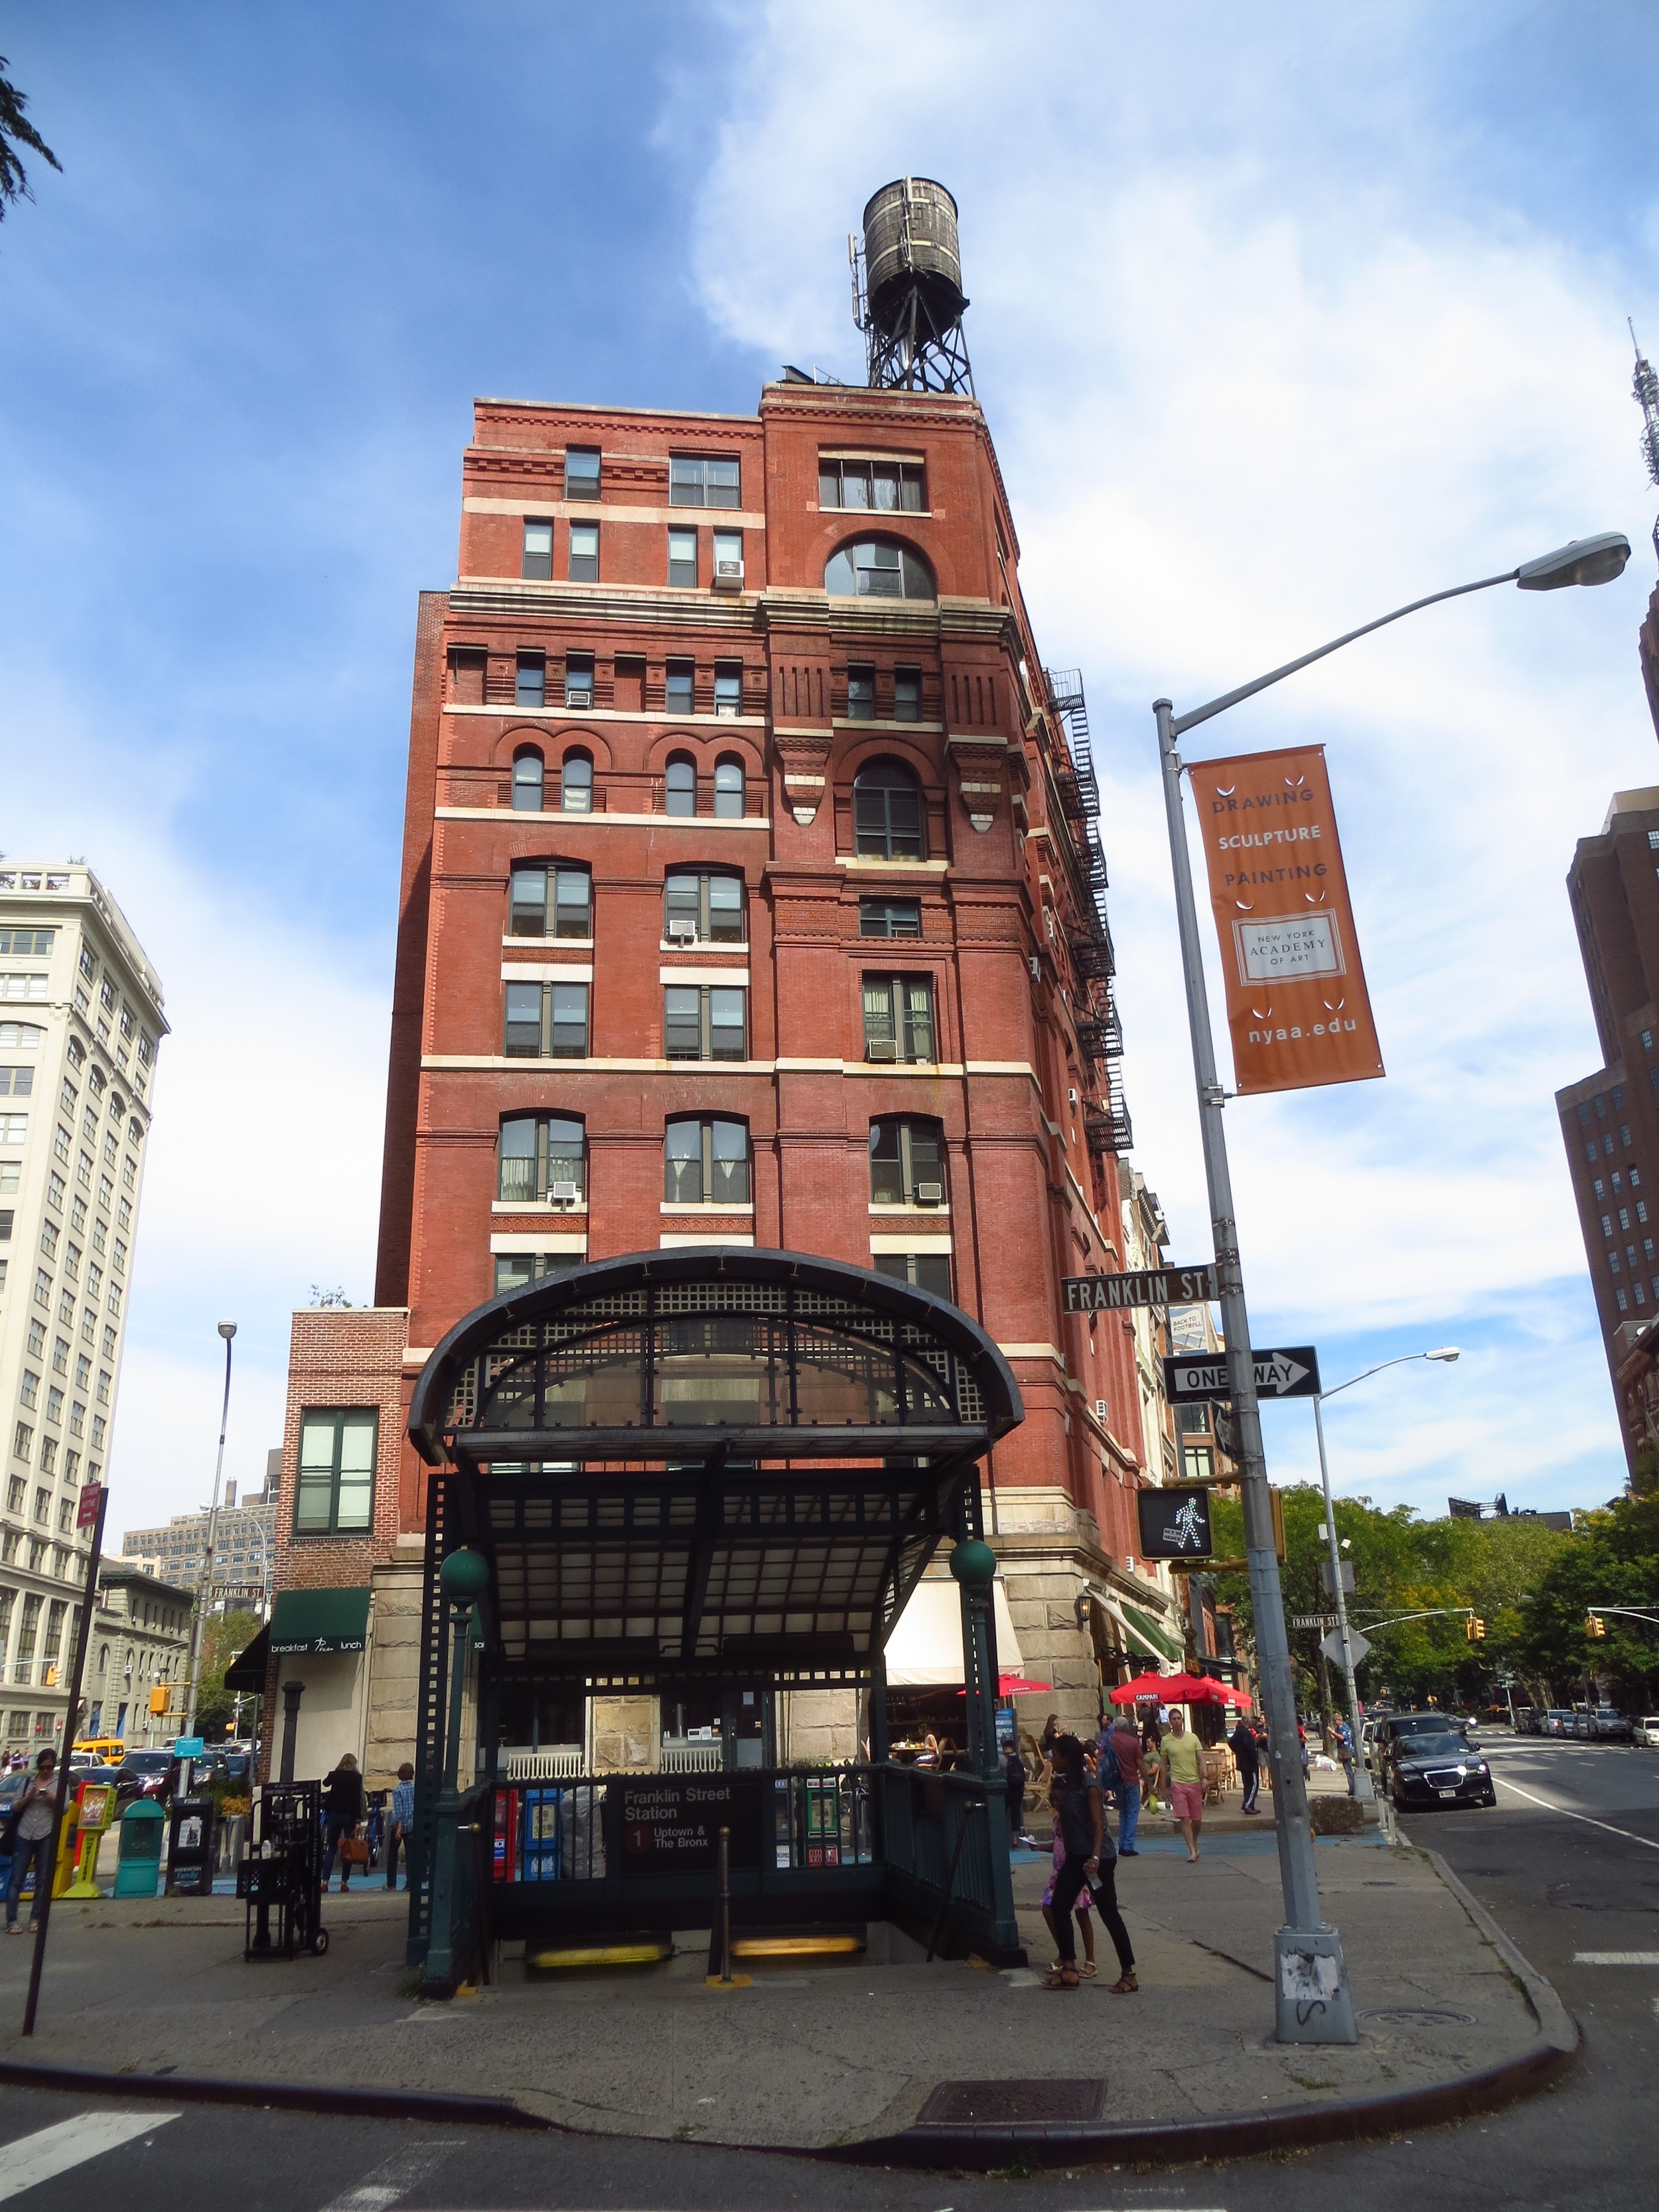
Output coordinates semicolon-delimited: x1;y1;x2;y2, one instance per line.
0;2110;180;2201
316;2140;461;2212
1573;1951;1659;1965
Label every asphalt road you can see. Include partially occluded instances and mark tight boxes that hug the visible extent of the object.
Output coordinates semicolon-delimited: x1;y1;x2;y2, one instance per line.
0;1733;1652;2211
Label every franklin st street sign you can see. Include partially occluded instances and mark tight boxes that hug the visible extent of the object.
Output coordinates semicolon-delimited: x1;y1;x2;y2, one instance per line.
1061;1264;1218;1313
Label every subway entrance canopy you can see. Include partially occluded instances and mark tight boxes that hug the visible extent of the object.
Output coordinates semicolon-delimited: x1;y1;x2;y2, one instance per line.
403;1247;1027;1980
407;1246;1023;1676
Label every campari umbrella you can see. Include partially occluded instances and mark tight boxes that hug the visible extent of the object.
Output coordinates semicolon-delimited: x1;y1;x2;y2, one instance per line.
1110;1671;1252;1710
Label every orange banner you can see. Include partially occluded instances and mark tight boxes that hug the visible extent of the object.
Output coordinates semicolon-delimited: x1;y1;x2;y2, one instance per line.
1192;744;1384;1095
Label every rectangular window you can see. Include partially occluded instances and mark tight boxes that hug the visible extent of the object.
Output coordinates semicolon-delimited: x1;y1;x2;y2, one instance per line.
567;523;599;582
0;1210;11;1242
713;665;742;718
515;654;545;707
33;1270;50;1310
818;458;924;512
664;986;747;1062
295;1409;378;1536
493;1252;579;1296
712;530;743;587
665;660;694;717
509;867;591;940
33;1487;48;1523
5;1474;21;1509
664;871;744;946
1619;1209;1630;1231
668;528;697;588
0;1070;32;1099
669;455;740;508
522;518;553;579
45;1388;62;1424
68;1402;84;1438
894;668;922;722
564;446;601;500
19;1372;37;1410
0;975;48;1003
1617;1287;1630;1311
1623;1126;1634;1147
504;981;590;1059
0;930;53;957
1639;1201;1649;1223
563;654;595;709
863;976;936;1063
847;666;876;721
873;1250;952;1298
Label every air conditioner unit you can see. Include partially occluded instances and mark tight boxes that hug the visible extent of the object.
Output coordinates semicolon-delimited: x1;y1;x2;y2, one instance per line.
1068;1088;1079;1106
564;688;593;709
867;1039;899;1061
713;560;745;591
1029;956;1042;981
547;1180;581;1205
666;919;697;940
914;1181;944;1205
1094;1399;1108;1420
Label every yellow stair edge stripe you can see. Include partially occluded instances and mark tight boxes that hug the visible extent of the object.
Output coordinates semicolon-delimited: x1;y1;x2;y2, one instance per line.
731;1933;863;1958
528;1941;671;1969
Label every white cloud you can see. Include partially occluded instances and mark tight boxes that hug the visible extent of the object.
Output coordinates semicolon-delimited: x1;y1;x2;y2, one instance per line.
688;0;1651;1509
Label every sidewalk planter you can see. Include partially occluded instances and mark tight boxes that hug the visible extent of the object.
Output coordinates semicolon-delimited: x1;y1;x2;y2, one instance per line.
113;1799;164;1898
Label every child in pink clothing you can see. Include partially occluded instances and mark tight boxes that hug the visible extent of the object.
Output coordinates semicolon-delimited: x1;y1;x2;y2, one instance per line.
1039;1794;1095;1974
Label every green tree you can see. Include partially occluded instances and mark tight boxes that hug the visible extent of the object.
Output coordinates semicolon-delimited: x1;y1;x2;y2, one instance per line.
0;59;60;222
194;1609;261;1740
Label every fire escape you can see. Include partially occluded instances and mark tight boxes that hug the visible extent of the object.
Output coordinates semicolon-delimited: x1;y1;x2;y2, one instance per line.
1046;669;1131;1153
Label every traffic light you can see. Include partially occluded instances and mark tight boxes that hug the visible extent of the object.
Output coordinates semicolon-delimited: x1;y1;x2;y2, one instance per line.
1586;1613;1608;1639
1465;1615;1486;1641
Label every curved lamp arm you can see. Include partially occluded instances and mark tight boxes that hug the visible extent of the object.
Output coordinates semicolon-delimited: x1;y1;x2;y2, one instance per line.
1318;1347;1459;1408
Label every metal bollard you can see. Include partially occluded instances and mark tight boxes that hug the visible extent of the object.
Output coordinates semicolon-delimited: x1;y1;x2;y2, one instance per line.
718;1825;731;1984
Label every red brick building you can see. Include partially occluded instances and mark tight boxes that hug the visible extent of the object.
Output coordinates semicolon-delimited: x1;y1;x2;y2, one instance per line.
261;375;1183;1783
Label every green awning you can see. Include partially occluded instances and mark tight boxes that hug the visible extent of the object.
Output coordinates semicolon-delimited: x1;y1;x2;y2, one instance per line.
1119;1600;1184;1666
224;1625;269;1690
269;1587;371;1656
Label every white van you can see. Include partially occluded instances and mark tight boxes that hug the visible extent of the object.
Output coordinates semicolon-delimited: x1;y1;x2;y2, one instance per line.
1636;1716;1659;1749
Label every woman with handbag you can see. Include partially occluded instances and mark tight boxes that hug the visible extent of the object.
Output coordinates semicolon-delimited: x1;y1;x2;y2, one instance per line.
320;1753;366;1892
1042;1734;1137;1994
5;1749;58;1935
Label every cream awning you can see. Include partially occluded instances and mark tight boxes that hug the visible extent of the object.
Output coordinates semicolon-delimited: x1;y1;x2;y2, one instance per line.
883;1576;1025;1686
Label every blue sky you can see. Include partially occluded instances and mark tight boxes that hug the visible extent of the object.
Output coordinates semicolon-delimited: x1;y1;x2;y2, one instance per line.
3;1;1657;1542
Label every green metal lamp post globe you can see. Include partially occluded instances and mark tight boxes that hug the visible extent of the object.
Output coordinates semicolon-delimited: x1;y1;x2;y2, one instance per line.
948;1537;996;1587
439;1548;490;1602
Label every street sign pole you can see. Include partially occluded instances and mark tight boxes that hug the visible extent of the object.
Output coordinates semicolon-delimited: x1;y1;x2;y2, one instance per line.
1156;696;1355;2045
23;1482;108;2038
1313;1392;1374;1802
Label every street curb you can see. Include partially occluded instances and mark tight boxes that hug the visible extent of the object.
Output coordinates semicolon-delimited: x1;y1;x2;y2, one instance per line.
822;1851;1580;2171
0;2058;555;2134
1419;1845;1579;2054
0;1858;1577;2168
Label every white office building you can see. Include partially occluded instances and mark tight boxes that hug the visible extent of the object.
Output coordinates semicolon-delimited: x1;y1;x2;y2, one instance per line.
0;864;165;1749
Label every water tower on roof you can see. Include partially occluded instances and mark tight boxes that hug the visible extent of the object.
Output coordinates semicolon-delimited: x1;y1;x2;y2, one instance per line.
850;177;974;396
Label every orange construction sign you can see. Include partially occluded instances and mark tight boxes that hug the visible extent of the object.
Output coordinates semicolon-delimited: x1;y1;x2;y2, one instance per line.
1191;744;1384;1095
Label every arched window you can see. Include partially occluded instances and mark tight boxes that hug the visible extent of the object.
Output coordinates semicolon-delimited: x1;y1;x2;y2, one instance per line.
853;759;924;859
498;1115;585;1205
98;1645;108;1676
824;537;934;601
714;756;745;820
869;1118;946;1206
561;750;593;814
665;753;697;817
512;749;545;812
664;1117;749;1206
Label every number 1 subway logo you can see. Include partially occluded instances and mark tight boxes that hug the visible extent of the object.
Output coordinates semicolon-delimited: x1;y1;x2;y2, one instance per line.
1196;745;1384;1095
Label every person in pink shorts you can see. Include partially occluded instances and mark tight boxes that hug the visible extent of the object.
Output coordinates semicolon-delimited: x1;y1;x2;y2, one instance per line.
1157;1707;1206;1862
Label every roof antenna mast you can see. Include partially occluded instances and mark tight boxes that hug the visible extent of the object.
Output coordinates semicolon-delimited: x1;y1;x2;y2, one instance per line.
1631;318;1659;565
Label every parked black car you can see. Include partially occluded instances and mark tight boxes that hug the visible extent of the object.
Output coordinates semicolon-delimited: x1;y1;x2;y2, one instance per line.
110;1750;179;1805
1376;1710;1477;1783
1390;1730;1496;1810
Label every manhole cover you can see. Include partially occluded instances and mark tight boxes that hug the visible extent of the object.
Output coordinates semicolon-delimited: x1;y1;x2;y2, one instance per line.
1361;2006;1477;2028
916;2079;1108;2126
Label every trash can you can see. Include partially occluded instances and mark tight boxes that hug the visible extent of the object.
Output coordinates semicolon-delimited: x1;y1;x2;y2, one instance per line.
166;1793;217;1897
113;1799;165;1898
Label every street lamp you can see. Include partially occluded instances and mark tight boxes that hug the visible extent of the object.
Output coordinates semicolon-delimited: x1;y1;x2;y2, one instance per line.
1314;1347;1460;1800
1154;530;1627;2046
182;1321;236;1745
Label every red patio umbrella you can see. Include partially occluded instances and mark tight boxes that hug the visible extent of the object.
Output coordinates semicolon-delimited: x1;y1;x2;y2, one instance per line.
956;1675;1054;1697
1110;1671;1252;1710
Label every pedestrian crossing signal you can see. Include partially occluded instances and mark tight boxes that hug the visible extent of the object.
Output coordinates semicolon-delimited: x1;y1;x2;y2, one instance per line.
1585;1613;1608;1639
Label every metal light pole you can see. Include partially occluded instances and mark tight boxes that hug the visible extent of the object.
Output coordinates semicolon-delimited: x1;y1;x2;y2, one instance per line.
421;1548;490;1999
182;1321;236;1743
1153;527;1628;2045
1313;1349;1460;1799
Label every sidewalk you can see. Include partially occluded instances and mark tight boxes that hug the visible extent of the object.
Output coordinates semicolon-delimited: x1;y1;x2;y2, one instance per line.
0;1795;1573;2163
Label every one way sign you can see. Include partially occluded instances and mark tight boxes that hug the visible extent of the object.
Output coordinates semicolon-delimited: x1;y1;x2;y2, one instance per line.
1163;1346;1321;1403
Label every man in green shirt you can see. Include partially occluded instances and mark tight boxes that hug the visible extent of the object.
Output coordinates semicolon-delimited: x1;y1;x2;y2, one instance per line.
1157;1709;1206;1862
